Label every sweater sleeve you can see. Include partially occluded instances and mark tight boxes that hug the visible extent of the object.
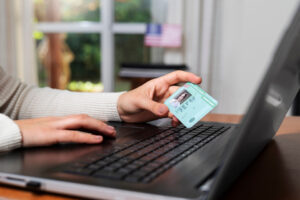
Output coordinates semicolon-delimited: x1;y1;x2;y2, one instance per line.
0;66;123;121
0;114;22;152
18;87;123;121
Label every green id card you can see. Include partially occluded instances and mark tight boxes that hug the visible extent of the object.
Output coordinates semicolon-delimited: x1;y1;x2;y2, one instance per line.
164;82;218;128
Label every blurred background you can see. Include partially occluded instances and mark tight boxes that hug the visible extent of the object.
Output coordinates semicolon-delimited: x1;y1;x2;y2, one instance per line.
0;0;299;115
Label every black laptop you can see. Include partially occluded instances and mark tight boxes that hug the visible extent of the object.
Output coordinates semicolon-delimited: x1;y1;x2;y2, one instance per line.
0;3;300;200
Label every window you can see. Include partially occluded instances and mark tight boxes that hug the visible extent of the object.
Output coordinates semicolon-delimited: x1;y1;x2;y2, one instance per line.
35;33;101;89
33;0;201;92
34;0;102;90
114;0;167;91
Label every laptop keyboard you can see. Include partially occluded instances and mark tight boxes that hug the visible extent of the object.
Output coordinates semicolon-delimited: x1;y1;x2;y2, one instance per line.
63;123;231;183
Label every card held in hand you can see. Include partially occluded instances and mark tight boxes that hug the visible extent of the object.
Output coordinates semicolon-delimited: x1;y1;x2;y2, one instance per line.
164;82;218;128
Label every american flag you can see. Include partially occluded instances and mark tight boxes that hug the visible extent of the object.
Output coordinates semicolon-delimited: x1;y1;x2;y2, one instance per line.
144;24;182;48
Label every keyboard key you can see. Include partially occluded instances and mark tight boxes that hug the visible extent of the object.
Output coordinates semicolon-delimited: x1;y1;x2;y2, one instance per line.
109;162;124;169
147;161;161;169
116;167;131;175
131;160;146;168
86;164;100;170
155;155;172;164
140;153;159;162
118;158;132;165
130;171;147;178
102;166;115;172
126;164;139;171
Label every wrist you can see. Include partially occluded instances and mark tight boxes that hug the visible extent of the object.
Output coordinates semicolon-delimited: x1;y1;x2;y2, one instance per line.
117;91;127;121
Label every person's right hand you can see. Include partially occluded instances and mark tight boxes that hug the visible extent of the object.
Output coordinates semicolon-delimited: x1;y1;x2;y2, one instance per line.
14;114;116;147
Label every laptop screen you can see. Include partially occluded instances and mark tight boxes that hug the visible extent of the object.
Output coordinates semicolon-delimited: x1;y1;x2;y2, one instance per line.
208;3;300;200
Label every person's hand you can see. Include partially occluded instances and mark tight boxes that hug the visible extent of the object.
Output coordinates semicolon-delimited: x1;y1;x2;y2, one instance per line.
117;70;202;126
14;114;116;147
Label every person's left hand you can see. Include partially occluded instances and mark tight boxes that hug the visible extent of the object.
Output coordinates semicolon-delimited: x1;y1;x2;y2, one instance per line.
117;70;202;126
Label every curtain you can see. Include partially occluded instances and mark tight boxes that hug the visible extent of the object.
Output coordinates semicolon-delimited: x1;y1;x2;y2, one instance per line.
0;0;37;85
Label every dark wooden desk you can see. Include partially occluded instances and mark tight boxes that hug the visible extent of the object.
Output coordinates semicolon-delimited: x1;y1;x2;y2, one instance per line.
0;114;300;200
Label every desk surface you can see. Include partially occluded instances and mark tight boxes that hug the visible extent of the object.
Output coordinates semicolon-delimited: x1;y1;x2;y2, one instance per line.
1;114;300;200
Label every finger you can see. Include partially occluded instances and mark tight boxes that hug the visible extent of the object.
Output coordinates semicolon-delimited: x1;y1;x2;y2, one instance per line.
171;117;181;127
55;130;103;144
167;113;181;127
172;120;180;127
172;116;180;123
57;115;116;137
161;70;202;86
168;112;174;118
136;98;169;117
162;86;180;102
167;112;180;122
169;86;180;94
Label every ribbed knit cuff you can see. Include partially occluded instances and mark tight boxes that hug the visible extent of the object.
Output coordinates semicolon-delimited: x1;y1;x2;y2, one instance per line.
105;92;124;121
0;114;22;152
90;91;124;121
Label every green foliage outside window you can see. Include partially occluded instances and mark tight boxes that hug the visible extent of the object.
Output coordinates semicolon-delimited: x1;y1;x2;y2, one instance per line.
66;34;101;82
115;0;151;22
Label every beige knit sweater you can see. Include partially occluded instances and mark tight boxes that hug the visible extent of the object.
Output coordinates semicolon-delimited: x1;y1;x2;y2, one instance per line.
0;67;122;152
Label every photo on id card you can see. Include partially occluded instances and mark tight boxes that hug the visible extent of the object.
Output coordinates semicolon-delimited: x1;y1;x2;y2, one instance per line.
164;82;218;128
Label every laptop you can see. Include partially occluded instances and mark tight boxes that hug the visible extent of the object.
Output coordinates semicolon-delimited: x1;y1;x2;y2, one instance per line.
0;4;300;200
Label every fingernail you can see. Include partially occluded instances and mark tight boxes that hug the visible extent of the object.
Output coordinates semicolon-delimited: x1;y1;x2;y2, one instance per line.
107;126;115;132
107;126;116;135
95;136;103;141
159;106;168;114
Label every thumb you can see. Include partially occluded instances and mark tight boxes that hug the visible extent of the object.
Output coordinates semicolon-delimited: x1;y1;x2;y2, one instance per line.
138;98;169;117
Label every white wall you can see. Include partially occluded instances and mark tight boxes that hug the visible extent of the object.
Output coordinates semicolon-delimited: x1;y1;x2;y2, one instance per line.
211;0;299;114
